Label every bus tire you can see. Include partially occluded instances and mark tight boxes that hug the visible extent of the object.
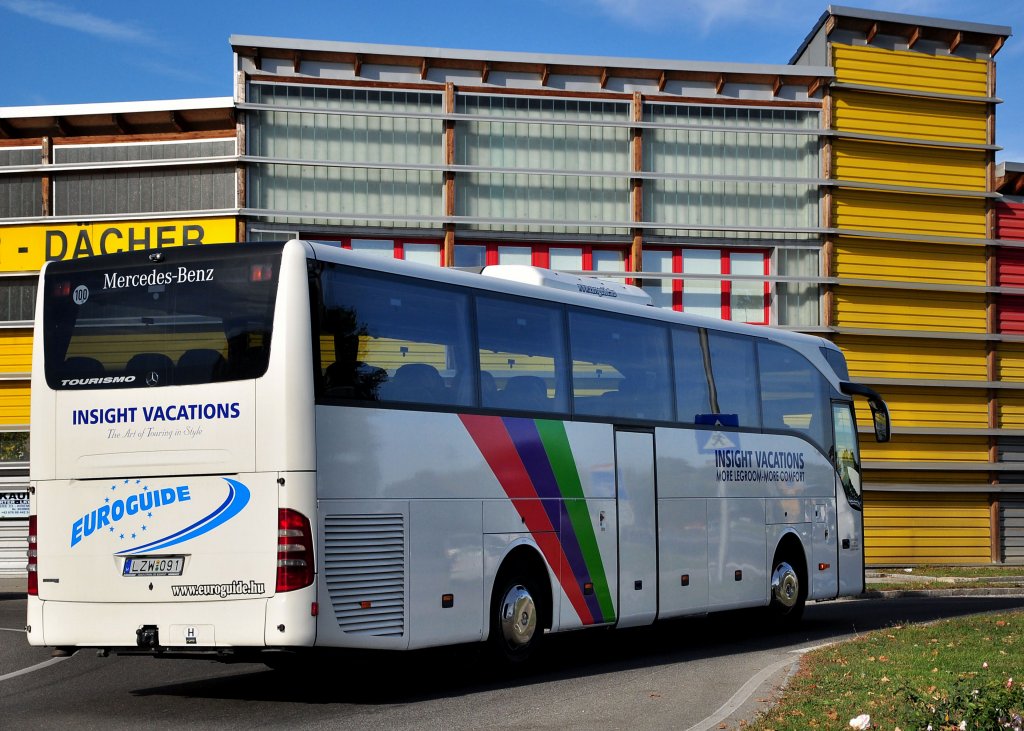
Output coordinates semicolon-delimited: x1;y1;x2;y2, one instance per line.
488;563;546;665
768;548;807;626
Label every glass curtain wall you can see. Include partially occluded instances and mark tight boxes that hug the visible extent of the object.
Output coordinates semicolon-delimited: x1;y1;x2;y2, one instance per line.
247;83;443;228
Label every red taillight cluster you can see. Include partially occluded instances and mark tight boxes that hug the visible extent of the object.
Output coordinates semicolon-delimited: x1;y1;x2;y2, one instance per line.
276;508;314;593
27;515;37;596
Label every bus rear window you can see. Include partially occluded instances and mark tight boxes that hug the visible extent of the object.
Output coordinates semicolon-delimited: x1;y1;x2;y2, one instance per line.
42;245;283;390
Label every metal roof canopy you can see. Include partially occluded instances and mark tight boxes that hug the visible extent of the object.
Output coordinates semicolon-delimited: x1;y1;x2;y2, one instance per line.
231;34;833;88
791;4;1012;64
0;97;236;141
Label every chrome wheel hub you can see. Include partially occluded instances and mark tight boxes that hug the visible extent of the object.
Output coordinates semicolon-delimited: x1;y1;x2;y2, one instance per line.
771;562;799;609
498;583;537;647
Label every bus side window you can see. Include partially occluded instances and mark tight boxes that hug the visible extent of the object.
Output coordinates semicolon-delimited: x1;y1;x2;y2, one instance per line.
569;309;671;422
476;295;568;415
757;341;830;451
706;332;761;429
671;327;710;424
317;266;473;407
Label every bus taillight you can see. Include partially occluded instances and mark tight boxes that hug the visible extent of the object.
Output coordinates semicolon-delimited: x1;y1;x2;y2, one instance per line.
27;515;37;596
276;508;314;593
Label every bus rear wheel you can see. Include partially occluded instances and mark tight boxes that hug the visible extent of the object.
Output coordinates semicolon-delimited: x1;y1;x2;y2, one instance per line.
768;555;806;626
488;567;545;665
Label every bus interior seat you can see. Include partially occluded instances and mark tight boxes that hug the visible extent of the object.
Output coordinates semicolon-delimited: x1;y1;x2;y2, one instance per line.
62;356;105;378
380;363;447;403
177;348;227;381
500;375;548;411
125;352;175;382
479;370;498;407
323;360;386;400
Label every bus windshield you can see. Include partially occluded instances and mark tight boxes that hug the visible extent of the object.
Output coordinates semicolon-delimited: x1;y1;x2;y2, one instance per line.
42;244;283;390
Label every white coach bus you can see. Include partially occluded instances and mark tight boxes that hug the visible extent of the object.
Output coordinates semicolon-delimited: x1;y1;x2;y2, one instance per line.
27;240;889;664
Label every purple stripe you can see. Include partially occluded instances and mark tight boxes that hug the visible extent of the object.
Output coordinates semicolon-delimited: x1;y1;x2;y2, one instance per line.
503;417;604;622
560;501;606;622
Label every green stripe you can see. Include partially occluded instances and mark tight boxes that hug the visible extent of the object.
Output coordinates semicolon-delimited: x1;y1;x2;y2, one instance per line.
536;420;615;622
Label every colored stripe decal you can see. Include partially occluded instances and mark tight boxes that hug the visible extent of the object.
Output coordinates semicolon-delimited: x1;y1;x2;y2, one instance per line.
461;413;615;625
535;420;615;622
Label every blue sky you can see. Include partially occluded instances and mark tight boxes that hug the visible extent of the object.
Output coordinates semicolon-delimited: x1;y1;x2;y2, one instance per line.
2;0;1024;160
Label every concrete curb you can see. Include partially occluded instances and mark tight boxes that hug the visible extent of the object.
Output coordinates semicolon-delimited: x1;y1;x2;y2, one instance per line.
862;587;1024;599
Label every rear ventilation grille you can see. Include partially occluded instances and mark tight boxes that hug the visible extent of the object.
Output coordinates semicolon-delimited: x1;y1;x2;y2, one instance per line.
323;514;405;637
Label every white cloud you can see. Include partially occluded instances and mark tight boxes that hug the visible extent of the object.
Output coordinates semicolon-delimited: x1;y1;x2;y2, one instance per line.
0;0;155;44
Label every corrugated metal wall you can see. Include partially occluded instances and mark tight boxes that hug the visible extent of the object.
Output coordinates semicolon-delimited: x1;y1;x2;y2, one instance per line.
834;190;987;237
1000;496;1024;563
0;383;29;425
833;140;986;191
833;45;990;97
833;90;988;144
864;491;991;565
0;331;32;374
835;238;986;284
838;336;987;380
855;387;988;430
834;289;987;332
830;33;995;565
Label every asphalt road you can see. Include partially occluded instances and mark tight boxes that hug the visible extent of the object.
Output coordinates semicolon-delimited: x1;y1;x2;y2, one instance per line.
3;592;1024;730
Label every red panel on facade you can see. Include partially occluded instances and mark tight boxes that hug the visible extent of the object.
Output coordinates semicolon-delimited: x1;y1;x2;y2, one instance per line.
997;201;1024;241
997;202;1024;290
999;295;1024;334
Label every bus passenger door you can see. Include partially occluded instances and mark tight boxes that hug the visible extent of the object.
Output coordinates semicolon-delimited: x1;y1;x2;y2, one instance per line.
833;402;865;595
615;429;658;628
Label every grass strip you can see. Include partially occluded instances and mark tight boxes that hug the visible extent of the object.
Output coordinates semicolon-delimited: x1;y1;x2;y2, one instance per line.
748;610;1024;730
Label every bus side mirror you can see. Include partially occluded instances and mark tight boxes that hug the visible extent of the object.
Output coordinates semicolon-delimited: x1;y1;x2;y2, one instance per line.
868;397;890;443
839;381;891;443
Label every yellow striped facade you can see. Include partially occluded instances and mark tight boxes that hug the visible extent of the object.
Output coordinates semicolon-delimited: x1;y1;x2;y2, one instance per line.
832;91;988;144
837;336;987;381
0;382;30;426
0;330;32;374
863;491;991;565
829;35;996;565
834;238;986;285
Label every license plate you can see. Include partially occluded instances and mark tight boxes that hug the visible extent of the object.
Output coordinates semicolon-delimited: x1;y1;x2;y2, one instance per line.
123;556;185;577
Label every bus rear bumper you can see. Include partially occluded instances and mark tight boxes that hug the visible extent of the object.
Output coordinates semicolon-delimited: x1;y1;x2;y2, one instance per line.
29;595;313;651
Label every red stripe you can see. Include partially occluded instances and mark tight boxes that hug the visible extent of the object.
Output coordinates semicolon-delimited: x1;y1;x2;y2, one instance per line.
460;414;595;624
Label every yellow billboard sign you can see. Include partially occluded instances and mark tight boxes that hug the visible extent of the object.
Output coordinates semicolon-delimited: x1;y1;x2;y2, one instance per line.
0;217;237;273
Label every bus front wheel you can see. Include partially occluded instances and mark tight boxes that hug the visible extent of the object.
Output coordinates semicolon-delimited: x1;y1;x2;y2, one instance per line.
488;567;545;665
768;554;806;625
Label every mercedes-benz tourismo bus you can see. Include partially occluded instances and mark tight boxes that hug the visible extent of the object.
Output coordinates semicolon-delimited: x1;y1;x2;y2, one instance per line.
27;240;890;664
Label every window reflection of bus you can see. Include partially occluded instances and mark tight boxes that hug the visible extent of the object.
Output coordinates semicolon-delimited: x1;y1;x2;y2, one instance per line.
28;240;889;665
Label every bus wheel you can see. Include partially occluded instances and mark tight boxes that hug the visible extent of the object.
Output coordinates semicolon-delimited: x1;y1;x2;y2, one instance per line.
489;567;545;665
768;555;806;625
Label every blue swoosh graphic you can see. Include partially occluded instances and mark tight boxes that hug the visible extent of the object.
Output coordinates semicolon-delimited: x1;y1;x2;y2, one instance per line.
116;478;251;555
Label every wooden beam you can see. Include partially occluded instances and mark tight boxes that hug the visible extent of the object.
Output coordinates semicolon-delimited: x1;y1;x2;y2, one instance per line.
807;77;822;97
950;30;963;54
54;116;72;137
715;74;726;94
865;22;878;45
772;75;783;97
599;67;609;89
420;58;429;80
824;15;836;35
906;26;921;49
1014;175;1024;196
292;50;302;74
353;54;362;77
992;36;1006;56
0;117;16;138
481;62;489;84
112;113;132;135
540;64;550;87
658;70;667;92
168;111;186;133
